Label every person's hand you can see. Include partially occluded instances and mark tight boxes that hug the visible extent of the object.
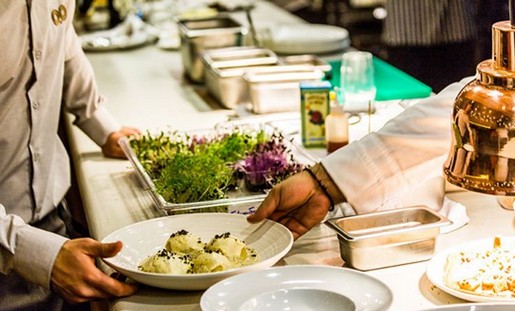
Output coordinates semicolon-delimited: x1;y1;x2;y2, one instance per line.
247;170;332;240
51;238;138;304
101;126;140;158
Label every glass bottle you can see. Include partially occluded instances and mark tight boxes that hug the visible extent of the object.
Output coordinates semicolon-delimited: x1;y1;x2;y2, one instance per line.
325;90;349;154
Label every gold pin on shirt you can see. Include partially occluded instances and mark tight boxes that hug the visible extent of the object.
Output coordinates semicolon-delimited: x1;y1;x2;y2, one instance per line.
51;5;67;25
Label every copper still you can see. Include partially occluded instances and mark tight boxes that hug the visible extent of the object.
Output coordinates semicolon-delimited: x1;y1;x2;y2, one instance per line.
443;7;515;197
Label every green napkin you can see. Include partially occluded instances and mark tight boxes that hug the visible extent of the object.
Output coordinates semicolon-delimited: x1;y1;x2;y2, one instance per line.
327;57;433;101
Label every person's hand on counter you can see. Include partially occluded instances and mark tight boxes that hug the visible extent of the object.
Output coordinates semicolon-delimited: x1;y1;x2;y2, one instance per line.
247;163;346;240
50;238;138;304
102;126;141;158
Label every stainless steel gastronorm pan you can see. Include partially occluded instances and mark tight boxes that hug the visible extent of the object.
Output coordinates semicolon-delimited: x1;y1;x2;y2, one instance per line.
325;206;451;271
279;54;332;78
243;65;324;114
178;14;244;83
203;46;278;109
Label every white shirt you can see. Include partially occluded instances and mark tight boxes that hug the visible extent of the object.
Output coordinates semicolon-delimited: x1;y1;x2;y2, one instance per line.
0;0;120;290
322;78;472;214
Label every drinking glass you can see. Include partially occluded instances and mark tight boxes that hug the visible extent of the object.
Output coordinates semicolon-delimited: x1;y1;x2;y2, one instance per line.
340;51;376;113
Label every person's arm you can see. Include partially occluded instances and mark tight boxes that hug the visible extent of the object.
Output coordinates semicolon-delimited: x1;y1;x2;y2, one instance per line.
247;162;346;240
0;204;67;288
60;6;138;158
0;204;136;304
249;77;473;238
322;78;471;214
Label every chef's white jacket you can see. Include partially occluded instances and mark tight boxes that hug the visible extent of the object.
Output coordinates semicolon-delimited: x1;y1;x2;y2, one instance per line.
322;78;472;214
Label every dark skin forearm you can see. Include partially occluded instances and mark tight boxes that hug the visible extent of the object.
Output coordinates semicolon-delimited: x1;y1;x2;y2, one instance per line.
247;162;347;240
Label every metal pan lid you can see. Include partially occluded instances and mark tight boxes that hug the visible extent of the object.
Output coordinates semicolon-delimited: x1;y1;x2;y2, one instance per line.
243;65;324;83
202;46;278;70
178;14;243;38
279;54;332;73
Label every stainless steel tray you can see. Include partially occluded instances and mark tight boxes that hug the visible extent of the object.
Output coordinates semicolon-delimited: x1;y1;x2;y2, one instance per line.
177;14;244;83
279;54;332;76
203;46;278;109
120;121;316;215
325;206;452;270
243;65;325;114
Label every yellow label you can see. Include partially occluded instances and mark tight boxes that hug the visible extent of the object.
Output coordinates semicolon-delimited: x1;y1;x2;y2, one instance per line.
301;89;330;148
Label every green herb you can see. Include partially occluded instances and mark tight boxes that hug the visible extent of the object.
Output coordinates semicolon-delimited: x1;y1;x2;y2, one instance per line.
155;151;233;203
129;127;303;207
130;130;190;179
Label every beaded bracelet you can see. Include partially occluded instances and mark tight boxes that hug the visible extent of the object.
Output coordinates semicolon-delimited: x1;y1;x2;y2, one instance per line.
304;167;335;211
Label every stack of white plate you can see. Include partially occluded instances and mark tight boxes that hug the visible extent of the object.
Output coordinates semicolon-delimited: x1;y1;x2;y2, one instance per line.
261;23;351;55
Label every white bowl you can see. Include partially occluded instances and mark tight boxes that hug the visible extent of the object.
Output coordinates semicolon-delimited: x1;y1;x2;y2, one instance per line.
101;213;293;290
201;265;393;311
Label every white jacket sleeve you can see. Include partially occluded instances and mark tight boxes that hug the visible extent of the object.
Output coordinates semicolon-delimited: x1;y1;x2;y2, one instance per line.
321;77;473;214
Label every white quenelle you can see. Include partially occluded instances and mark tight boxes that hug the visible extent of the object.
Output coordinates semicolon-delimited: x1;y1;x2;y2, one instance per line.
193;251;233;273
138;249;193;274
165;229;205;258
206;232;257;265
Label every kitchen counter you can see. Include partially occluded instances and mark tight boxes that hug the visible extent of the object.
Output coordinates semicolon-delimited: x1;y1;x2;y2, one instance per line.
65;1;515;310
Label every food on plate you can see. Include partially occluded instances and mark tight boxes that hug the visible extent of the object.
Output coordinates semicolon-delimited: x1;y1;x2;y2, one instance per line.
192;251;232;273
138;230;259;274
205;232;258;265
128;127;305;208
444;236;515;297
165;229;205;258
138;249;193;274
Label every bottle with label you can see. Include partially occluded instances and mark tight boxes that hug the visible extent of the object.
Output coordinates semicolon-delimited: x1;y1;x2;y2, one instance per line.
325;89;349;153
300;81;332;148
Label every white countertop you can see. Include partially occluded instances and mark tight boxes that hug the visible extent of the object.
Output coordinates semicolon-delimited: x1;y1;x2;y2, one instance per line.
65;1;515;310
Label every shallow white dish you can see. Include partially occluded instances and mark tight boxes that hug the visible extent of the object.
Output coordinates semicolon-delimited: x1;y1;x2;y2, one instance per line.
426;237;515;302
262;23;350;55
101;213;293;290
81;15;155;52
200;265;392;311
419;303;515;310
81;31;152;51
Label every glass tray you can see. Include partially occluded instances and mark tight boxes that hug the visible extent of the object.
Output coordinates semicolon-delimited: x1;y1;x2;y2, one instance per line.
120;120;316;215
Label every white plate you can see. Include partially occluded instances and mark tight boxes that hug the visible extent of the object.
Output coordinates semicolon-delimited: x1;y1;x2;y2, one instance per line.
101;213;293;290
200;265;393;311
426;237;515;302
81;31;152;51
80;15;155;52
262;23;350;55
419;303;515;310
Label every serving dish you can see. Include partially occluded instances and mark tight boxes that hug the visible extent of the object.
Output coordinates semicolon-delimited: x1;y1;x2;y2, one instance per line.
177;14;244;83
120;121;315;214
200;265;392;311
426;236;515;302
81;14;156;52
101;213;293;290
325;206;451;270
81;31;152;51
260;23;351;55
